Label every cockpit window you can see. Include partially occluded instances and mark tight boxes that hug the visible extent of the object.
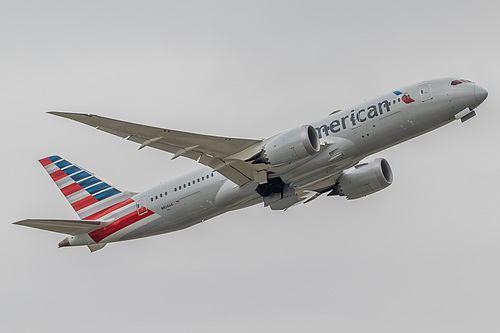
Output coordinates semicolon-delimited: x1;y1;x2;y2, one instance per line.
451;79;472;86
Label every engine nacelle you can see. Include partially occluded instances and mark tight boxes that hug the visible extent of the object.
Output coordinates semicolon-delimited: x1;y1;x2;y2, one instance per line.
335;158;393;199
261;125;320;165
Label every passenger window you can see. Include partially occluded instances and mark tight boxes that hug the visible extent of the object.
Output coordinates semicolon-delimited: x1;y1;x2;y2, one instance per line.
151;198;153;202
160;193;163;198
165;191;167;196
183;184;186;188
188;182;191;186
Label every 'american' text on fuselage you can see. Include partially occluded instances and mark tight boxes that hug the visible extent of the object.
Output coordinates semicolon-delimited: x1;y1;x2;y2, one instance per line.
316;100;390;138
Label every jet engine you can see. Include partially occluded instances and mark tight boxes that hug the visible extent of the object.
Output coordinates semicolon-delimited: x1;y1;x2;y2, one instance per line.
255;125;320;166
332;158;393;199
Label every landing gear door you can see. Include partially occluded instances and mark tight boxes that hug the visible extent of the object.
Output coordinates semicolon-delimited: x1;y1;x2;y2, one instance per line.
419;83;433;102
136;197;148;216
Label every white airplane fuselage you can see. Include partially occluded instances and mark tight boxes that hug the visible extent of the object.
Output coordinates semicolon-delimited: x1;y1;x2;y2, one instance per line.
19;78;489;249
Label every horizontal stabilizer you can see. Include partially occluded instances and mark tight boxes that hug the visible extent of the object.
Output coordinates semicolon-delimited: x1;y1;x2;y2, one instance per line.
14;219;111;236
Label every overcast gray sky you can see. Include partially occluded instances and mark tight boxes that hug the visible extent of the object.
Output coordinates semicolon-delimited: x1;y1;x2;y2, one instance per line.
2;1;500;332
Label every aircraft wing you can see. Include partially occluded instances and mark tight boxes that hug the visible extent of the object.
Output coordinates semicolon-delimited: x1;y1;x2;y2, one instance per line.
49;112;263;185
14;219;110;235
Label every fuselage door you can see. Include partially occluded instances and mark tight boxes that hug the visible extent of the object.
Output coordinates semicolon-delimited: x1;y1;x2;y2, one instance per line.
419;83;433;102
136;197;148;216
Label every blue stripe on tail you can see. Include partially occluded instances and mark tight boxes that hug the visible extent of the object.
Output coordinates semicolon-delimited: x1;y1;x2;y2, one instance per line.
39;155;133;219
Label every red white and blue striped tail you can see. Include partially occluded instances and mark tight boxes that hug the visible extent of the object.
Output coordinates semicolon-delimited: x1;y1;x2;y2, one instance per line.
39;155;133;220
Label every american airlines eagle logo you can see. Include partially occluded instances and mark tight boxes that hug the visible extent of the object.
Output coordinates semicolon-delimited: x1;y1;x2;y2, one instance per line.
393;90;415;104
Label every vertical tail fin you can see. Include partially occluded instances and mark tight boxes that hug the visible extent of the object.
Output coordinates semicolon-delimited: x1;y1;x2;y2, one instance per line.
39;155;133;220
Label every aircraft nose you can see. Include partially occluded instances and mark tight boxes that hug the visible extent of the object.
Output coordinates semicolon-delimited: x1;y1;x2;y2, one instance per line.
474;84;488;106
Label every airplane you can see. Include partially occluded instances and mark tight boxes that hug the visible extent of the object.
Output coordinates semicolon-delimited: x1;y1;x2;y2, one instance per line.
14;78;488;252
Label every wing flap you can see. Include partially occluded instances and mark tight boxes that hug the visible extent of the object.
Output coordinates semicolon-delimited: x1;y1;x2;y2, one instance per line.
14;219;110;236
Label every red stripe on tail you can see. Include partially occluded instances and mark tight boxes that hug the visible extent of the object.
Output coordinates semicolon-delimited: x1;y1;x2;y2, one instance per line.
50;170;67;181
83;198;135;221
71;196;99;211
39;158;52;167
61;183;84;196
89;210;154;243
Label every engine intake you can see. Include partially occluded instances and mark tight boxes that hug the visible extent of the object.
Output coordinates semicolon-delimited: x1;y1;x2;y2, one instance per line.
257;125;320;166
333;158;393;199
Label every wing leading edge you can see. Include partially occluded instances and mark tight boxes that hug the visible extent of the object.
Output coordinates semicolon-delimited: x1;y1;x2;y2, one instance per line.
49;112;263;185
14;219;111;235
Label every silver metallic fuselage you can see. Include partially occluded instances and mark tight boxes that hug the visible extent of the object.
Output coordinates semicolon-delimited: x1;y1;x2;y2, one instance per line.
67;78;487;246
